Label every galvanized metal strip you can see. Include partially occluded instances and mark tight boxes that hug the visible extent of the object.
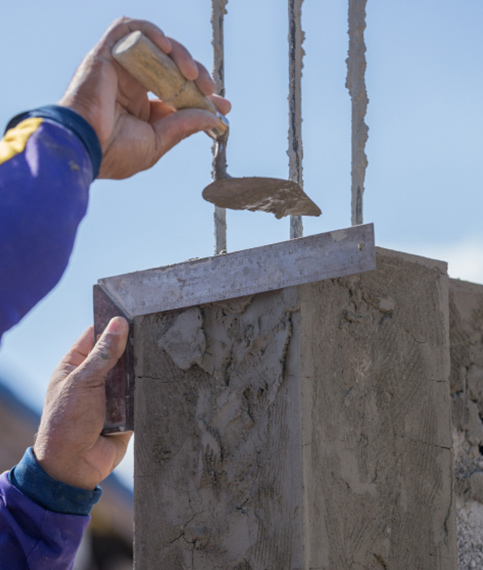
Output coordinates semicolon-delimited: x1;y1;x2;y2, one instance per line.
99;223;375;317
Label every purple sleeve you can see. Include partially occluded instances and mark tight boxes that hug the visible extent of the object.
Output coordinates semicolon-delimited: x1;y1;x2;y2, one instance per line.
0;106;101;340
0;108;103;565
0;472;89;569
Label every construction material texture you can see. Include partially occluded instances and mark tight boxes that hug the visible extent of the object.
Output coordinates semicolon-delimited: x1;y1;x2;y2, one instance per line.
211;0;228;254
288;0;305;239
346;0;369;226
300;249;455;568
133;248;456;568
94;225;375;434
449;279;483;569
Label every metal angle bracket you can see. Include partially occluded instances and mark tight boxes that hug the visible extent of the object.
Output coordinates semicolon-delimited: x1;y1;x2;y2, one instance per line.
94;223;376;434
93;285;134;434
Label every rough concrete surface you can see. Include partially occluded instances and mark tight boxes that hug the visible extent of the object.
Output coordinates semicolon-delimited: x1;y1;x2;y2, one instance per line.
300;248;455;569
449;278;483;569
134;289;304;569
133;248;456;569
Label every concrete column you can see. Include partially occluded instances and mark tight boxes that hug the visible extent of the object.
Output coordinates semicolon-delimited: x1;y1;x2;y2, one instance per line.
449;278;483;568
133;248;456;569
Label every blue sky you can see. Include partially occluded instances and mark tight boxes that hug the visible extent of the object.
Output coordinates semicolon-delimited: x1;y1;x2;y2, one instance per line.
0;0;482;486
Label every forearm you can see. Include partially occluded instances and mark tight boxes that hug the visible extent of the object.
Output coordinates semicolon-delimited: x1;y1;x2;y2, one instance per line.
0;106;101;340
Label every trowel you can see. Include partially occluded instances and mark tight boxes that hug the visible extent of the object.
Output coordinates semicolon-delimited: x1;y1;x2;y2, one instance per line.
112;31;321;219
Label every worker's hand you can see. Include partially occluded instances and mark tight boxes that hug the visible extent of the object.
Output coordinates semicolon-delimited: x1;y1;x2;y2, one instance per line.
58;18;231;179
33;317;130;491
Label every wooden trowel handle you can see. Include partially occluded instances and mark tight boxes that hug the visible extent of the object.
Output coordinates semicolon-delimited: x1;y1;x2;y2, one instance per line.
112;31;228;139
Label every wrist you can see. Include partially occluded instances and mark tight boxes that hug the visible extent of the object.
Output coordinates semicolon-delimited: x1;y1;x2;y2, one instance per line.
33;444;100;491
9;447;102;515
57;97;100;142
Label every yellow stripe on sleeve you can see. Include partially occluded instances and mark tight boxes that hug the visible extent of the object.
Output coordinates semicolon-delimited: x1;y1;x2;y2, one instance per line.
0;117;44;166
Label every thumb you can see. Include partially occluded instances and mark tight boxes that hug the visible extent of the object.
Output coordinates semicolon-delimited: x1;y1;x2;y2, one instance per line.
153;108;219;157
75;317;129;387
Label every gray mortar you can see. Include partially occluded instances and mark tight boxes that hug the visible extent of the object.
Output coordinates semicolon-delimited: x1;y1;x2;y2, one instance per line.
133;248;456;568
134;288;302;568
299;248;454;568
159;307;206;370
449;279;483;569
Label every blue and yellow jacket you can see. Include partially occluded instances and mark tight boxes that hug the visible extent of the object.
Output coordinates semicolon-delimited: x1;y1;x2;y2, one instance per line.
0;105;101;339
0;106;102;569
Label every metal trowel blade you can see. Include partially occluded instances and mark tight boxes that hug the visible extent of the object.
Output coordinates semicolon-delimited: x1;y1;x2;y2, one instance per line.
202;177;322;219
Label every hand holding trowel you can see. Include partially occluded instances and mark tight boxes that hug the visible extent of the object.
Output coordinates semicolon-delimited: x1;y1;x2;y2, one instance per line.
112;31;321;219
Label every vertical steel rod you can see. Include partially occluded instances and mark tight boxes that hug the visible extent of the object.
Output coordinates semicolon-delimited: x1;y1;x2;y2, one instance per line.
288;0;305;240
346;0;369;226
212;0;228;254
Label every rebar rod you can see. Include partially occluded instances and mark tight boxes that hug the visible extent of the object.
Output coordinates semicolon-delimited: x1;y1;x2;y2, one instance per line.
346;0;369;227
211;0;228;254
288;0;305;239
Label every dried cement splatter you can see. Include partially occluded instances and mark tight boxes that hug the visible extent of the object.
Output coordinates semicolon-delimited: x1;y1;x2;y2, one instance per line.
346;0;369;227
159;307;206;370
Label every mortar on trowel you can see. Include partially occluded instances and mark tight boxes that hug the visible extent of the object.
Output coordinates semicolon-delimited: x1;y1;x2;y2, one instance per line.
113;31;321;219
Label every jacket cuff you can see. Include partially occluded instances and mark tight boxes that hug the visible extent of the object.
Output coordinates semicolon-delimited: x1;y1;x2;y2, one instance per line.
5;105;102;180
9;447;102;516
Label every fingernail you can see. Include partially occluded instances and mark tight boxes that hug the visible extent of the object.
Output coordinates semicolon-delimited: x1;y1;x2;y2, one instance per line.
106;317;126;335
